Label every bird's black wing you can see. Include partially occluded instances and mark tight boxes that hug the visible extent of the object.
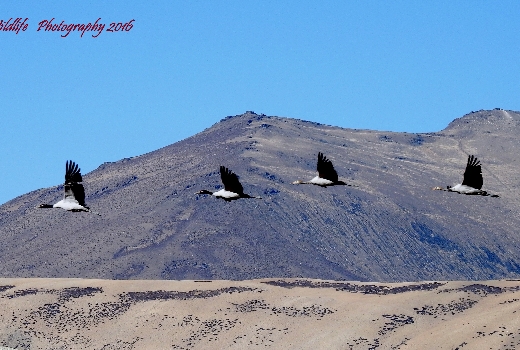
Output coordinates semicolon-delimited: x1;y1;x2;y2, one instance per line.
65;160;83;184
220;166;244;194
461;155;483;189
64;182;87;206
317;152;338;182
64;160;87;205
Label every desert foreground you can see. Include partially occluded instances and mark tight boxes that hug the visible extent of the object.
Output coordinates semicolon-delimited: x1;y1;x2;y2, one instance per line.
0;278;519;349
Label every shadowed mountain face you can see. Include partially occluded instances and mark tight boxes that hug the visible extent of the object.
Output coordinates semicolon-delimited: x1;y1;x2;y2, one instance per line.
1;109;520;282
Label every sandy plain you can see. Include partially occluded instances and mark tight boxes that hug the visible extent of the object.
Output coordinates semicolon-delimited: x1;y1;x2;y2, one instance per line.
0;278;519;349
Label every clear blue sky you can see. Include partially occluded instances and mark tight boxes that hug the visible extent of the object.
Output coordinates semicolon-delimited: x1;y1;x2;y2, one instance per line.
1;1;519;205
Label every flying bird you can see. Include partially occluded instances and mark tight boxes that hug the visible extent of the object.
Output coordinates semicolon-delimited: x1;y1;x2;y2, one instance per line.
293;152;347;186
39;160;91;211
434;155;497;196
196;166;262;201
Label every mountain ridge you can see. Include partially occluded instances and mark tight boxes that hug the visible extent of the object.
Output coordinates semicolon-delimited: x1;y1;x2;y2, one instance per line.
1;110;519;282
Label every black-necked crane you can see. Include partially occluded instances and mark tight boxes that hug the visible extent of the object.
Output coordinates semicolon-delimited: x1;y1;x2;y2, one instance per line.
39;160;91;211
293;152;347;187
196;166;261;201
434;155;497;197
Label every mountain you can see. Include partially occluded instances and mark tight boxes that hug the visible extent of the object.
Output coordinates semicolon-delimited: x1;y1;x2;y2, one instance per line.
1;109;520;282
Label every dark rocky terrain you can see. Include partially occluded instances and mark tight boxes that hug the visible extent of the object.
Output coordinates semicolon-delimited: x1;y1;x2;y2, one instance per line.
1;109;519;282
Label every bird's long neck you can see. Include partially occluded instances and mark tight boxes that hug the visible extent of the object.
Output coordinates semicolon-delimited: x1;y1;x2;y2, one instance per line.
292;180;309;184
198;190;214;195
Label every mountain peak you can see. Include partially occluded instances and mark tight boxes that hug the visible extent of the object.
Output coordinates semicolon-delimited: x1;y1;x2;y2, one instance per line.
220;111;267;122
444;109;520;134
2;110;520;282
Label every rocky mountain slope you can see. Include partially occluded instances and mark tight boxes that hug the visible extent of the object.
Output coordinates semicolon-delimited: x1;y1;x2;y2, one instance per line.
1;109;519;282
